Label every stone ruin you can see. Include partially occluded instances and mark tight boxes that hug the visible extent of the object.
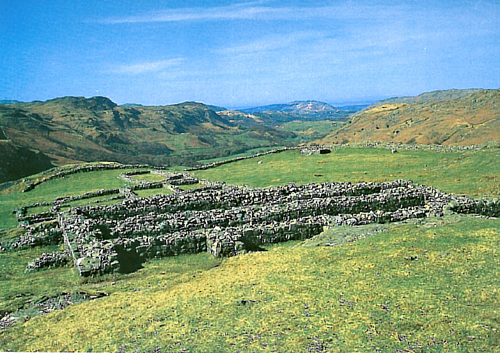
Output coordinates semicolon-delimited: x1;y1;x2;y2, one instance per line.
21;163;152;193
4;172;499;276
300;146;332;155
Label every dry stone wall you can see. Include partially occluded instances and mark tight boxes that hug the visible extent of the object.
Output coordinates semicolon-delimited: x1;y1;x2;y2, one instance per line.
184;147;298;171
6;223;62;250
5;176;498;277
300;146;332;155
25;251;70;272
22;163;150;192
334;141;482;153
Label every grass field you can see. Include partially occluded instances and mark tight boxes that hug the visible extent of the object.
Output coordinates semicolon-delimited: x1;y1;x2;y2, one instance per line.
131;174;167;183
196;146;287;165
193;147;500;197
0;168;135;230
0;146;499;352
135;188;174;198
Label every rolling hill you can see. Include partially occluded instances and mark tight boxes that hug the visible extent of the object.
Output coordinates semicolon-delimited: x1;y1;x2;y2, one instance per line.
319;89;500;146
0;97;303;183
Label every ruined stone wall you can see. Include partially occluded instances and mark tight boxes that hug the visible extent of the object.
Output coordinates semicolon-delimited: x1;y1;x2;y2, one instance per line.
22;163;150;192
16;188;121;224
300;146;332;155
8;177;499;277
340;141;482;153
6;222;62;250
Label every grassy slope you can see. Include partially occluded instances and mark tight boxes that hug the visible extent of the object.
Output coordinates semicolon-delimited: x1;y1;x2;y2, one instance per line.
0;168;134;230
320;89;500;146
2;219;498;352
193;148;500;197
1;147;499;352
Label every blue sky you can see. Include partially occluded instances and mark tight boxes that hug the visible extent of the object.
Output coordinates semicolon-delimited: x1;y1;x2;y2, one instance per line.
1;0;499;107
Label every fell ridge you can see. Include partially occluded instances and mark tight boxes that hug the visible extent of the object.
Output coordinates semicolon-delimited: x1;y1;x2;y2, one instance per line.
320;89;500;146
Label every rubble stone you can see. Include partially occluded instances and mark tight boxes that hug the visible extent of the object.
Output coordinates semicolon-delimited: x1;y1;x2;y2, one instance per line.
8;172;499;277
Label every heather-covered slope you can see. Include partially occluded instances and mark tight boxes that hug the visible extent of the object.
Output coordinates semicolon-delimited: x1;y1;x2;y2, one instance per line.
320;89;500;146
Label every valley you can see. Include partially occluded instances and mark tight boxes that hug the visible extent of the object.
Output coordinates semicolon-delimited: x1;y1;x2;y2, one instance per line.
0;88;499;352
0;98;349;184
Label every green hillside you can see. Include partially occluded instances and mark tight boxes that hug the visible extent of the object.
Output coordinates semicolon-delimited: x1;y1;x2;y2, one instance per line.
0;97;353;184
0;146;499;352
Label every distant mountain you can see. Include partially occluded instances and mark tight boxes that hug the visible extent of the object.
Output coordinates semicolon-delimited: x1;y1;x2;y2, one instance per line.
239;101;352;125
319;89;500;146
0;96;299;182
120;103;144;107
0;100;23;104
243;101;339;117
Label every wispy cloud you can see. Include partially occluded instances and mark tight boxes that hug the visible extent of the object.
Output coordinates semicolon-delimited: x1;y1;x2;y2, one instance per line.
100;2;392;24
219;31;325;54
108;59;183;75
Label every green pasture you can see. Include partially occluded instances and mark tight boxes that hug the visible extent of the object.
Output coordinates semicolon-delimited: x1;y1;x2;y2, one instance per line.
193;147;500;197
196;146;285;165
0;169;135;230
130;173;166;183
0;146;499;352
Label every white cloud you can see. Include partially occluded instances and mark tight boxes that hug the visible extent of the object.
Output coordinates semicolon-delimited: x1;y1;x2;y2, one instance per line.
218;31;325;54
99;2;394;25
108;59;184;75
101;2;277;24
